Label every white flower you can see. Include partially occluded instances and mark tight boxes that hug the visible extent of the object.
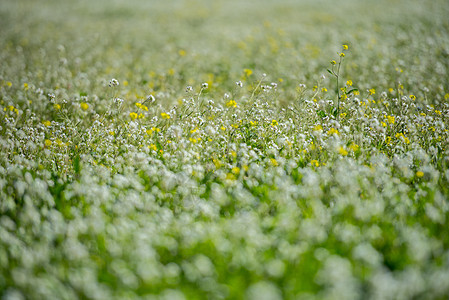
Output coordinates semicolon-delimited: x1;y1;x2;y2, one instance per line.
109;78;119;87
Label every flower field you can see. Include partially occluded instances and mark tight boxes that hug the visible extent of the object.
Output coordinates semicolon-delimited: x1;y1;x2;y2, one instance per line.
1;0;449;299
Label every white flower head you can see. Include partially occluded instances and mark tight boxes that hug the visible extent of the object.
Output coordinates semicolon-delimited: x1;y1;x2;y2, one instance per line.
109;78;119;87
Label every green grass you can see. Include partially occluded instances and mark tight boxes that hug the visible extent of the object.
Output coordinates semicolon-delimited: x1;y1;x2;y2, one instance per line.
1;0;449;299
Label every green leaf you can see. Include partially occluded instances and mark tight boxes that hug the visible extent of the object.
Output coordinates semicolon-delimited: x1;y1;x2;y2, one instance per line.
346;88;358;95
332;107;339;117
317;110;327;118
327;69;335;76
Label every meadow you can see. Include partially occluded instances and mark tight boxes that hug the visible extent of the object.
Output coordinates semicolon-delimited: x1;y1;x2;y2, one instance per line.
1;0;449;299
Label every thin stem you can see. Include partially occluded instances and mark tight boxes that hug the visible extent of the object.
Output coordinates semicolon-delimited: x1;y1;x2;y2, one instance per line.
249;74;266;102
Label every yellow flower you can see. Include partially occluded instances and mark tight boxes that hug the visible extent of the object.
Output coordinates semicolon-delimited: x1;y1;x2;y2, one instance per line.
343;44;349;50
226;100;237;108
339;52;345;57
271;119;278;126
327;128;339;135
310;160;319;167
338;146;348;156
129;112;138;120
243;68;253;77
386;115;395;124
349;143;359;152
226;173;236;181
330;60;336;65
44;139;52;147
6;81;12;87
368;88;376;95
23;83;29;90
178;49;186;56
232;166;240;175
321;88;327;92
161;112;170;119
270;158;279;166
346;80;352;86
416;171;424;178
409;94;416;101
314;124;323;131
148;144;157;151
42;120;51;127
80;102;89;110
53;104;61;110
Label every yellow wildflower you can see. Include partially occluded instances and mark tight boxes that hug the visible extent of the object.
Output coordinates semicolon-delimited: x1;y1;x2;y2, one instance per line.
349;143;359;152
314;124;323;131
338;146;348;156
243;69;253;77
80;102;89;110
327;128;339;135
226;100;237;108
386;115;395;124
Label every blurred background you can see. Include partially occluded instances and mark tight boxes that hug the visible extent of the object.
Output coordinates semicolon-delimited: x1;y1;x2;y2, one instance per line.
1;0;448;104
